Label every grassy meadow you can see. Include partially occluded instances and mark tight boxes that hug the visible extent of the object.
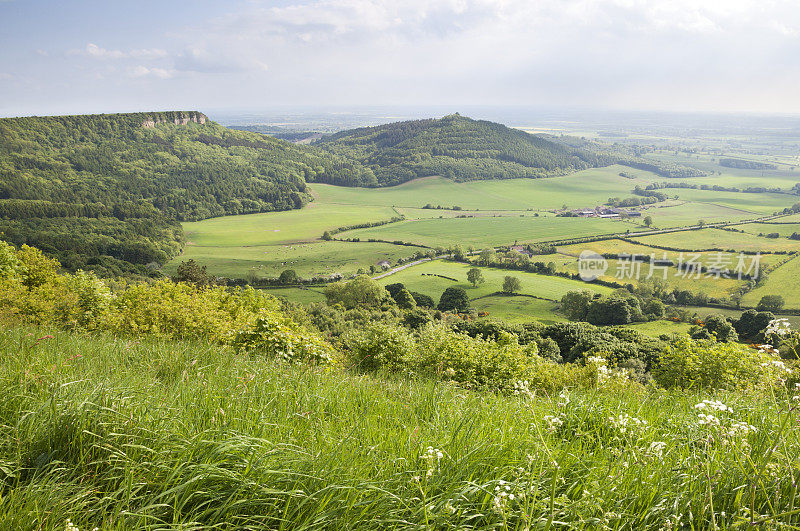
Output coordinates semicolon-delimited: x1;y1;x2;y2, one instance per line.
631;228;800;253
743;255;800;309
376;260;613;302
339;215;628;248
166;203;426;278
1;325;799;530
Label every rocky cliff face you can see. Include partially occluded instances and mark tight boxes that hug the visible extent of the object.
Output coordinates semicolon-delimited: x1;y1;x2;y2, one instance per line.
142;111;208;128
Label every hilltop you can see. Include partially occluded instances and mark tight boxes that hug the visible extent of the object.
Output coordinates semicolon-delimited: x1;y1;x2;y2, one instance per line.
318;113;616;186
0;111;366;275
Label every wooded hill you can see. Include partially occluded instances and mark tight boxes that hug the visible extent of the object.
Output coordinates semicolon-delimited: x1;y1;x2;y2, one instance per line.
317;114;617;186
0;111;367;276
0;110;704;276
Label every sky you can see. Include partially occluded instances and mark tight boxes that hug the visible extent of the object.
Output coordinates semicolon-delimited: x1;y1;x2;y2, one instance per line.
1;0;800;117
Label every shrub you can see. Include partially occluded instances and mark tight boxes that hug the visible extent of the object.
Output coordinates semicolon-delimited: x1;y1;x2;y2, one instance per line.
653;337;789;390
324;276;390;309
342;322;415;372
410;291;434;308
757;295;785;312
415;324;538;390
232;313;334;364
437;286;470;312
394;288;417;310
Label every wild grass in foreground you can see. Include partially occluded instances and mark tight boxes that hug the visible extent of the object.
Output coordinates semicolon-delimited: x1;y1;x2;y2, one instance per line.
0;326;799;530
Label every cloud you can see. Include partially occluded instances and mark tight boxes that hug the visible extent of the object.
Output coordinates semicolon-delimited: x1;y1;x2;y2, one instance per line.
71;43;167;60
9;0;800;113
129;65;174;79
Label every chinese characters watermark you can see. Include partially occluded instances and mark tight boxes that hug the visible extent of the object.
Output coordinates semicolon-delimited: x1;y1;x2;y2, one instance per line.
578;251;760;282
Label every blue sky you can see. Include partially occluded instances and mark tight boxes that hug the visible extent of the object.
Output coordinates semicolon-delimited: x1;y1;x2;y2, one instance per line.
2;0;800;117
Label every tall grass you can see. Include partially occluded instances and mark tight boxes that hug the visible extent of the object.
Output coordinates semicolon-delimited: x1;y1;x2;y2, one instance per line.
0;325;798;529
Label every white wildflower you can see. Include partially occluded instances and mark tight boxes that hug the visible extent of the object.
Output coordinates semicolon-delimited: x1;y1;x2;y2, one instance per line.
421;446;444;478
647;441;667;459
512;379;532;397
697;413;721;427
765;318;791;337
558;390;570;407
694;400;730;412
543;415;564;434
609;413;647;436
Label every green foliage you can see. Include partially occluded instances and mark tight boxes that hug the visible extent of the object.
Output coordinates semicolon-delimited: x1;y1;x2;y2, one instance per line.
653;337;789;390
437;286;470;312
0;111;362;274
172;259;215;287
733;309;775;340
757;294;785;312
278;269;298;284
560;290;594;321
394;288;417;310
502;276;522;294
319;114;615;186
409;291;435;308
0;243;333;360
702;314;738;343
414;325;540;390
342;322;416;372
324;275;390;309
466;267;484;287
232;314;334;364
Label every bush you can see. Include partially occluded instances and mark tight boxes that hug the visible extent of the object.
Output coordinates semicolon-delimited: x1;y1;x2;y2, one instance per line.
415;324;539;390
342;322;415;372
233;313;334;364
324;276;390;309
757;295;785;312
437;287;470;312
653;337;789;390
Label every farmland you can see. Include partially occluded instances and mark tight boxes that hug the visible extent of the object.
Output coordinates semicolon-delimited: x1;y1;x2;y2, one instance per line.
631;228;800;253
742;254;800;309
166;203;427;279
164;137;800;316
338;215;627;248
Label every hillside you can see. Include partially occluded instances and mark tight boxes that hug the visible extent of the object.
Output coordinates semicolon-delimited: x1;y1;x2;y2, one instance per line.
318;114;617;186
0;111;367;276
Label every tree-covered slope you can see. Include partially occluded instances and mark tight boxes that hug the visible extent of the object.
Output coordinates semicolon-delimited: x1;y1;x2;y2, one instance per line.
317;114;617;186
0;111;367;276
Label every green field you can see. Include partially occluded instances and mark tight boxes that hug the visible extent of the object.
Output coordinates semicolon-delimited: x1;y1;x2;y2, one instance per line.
167;240;426;280
312;165;661;211
742;254;800;309
339;215;628;248
631;228;800;253
736;222;800;238
643;202;757;227
470;295;566;324
182;204;397;247
258;286;327;304
166;203;428;278
559;239;783;270
376;260;613;303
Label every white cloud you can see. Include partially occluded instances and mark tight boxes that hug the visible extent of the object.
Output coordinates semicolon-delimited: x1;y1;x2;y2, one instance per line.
14;0;800;113
72;43;167;60
129;65;174;79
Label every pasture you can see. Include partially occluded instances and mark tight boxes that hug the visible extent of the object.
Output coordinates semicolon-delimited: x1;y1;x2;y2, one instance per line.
312;165;662;211
166;240;426;279
469;295;565;324
642;202;756;227
339;215;627;248
742;255;800;309
735;222;800;239
376;260;614;303
631;228;800;253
